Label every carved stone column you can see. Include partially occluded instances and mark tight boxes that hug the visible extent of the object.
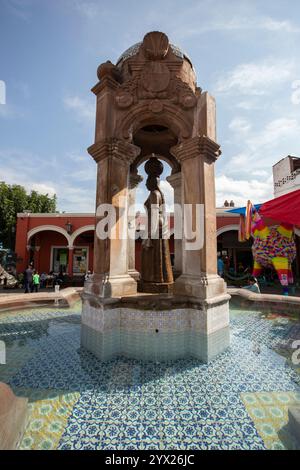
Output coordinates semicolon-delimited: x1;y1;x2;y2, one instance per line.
68;247;74;276
33;246;40;272
128;172;143;281
171;136;228;300
85;139;140;298
166;171;182;277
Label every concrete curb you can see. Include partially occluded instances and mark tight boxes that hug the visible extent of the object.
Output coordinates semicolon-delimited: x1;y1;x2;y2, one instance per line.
0;287;83;313
0;383;28;450
228;287;300;314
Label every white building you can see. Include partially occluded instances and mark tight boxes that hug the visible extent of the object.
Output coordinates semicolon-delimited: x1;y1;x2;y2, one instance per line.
273;155;300;197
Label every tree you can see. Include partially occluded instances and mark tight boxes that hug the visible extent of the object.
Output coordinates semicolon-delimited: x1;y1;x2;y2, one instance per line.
0;182;57;249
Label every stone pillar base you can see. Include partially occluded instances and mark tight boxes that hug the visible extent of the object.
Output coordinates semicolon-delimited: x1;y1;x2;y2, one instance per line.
84;273;137;298
0;382;28;450
174;273;227;300
138;281;174;294
81;292;230;363
128;269;141;282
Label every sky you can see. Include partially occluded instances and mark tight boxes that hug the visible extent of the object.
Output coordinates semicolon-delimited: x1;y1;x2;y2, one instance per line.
0;0;300;213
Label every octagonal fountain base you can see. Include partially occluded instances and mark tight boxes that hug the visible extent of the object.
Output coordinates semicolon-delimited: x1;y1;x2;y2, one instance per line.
81;293;230;363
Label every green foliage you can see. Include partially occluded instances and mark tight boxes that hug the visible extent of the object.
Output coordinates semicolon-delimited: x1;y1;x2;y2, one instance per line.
0;182;57;249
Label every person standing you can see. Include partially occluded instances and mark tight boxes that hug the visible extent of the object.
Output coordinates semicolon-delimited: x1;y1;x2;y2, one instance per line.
24;265;33;293
217;256;224;278
32;271;40;293
40;272;47;288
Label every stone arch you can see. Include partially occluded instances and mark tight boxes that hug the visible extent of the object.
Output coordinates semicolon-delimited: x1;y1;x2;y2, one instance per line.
216;225;240;237
69;225;95;248
119;102;192;144
27;225;71;244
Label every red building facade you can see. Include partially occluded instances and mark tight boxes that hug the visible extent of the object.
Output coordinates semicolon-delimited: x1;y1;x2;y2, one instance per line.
15;210;300;277
15;213;95;276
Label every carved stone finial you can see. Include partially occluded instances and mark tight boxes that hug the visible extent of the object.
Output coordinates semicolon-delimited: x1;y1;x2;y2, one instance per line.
142;31;169;60
144;156;164;177
97;61;119;81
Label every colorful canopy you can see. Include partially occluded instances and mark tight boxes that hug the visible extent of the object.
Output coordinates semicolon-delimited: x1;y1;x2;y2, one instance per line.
226;204;261;215
226;189;300;226
259;189;300;226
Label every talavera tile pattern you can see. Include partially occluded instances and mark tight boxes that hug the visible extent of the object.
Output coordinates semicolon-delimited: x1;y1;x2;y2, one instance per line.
0;302;299;450
241;391;300;450
81;302;230;361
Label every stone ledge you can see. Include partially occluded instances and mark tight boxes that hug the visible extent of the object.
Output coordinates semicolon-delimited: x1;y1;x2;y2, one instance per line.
0;287;82;313
288;407;300;446
0;383;28;450
82;291;231;311
228;288;300;314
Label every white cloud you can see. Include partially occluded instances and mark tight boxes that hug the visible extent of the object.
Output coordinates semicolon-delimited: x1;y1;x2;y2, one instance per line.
72;1;101;19
5;0;32;21
215;59;295;95
211;16;300;34
235;100;265;111
257;17;300;33
63;95;95;124
229;152;249;167
229;117;251;134
247;118;300;151
57;184;95;212
0;80;6;105
251;169;270;178
173;13;300;39
160;180;174;211
222;115;300;184
216;174;273;207
31;183;56;197
0;103;24;119
71;0;300;36
66;152;87;163
69;167;96;182
291;79;300;105
0;147;96;212
13;80;30;100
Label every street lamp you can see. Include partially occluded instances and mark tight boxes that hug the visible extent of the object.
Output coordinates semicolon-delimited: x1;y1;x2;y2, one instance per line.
65;221;73;234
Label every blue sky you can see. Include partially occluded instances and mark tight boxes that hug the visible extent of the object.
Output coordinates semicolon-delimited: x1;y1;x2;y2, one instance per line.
0;0;300;212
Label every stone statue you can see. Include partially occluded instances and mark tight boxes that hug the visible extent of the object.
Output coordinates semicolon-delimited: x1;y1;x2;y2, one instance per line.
140;157;174;293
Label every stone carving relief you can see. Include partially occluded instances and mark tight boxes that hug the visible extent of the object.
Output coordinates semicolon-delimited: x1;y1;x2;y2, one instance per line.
114;31;197;112
142;31;169;60
141;62;170;93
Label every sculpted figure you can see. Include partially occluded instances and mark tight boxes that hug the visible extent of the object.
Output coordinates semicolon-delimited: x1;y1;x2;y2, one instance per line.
140;157;173;292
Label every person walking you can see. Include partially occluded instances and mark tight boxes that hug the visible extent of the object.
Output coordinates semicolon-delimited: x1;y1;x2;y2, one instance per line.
24;265;33;293
32;271;40;293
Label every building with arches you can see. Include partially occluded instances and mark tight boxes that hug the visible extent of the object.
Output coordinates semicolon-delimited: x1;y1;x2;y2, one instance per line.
15;204;300;276
14;208;300;278
14;207;236;276
15;213;95;276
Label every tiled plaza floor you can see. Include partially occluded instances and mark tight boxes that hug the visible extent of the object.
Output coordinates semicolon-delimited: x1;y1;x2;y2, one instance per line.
0;302;299;450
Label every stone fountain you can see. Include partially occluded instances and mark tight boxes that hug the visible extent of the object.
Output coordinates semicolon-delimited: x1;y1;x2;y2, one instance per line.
81;31;230;362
